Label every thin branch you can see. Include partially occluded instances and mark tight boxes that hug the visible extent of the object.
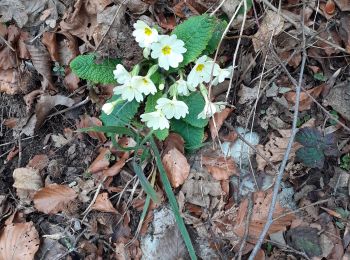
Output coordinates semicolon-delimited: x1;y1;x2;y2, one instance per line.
248;3;307;258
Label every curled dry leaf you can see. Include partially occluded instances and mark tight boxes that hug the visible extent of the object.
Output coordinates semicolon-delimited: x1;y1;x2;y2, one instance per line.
233;189;295;243
163;133;185;154
27;154;49;171
0;69;31;95
202;155;238;181
91;192;118;214
103;158;126;177
42;32;59;61
284;84;324;111
0;222;40;260
0;25;19;70
88;148;111;174
26;41;55;91
13;167;43;191
252;10;284;52
33;184;78;214
209;107;234;139
78;115;107;143
64;68;80;92
162;148;190;188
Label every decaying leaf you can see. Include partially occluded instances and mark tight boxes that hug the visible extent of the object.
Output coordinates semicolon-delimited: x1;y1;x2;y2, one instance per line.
252;10;284;52
13;167;43;191
324;82;350;121
202;155;238;181
78;115;107;143
285;84;324;111
0;69;31;95
0;222;40;260
286;227;322;257
26;41;55;91
42;32;59;61
162;148;190;188
88;148;111;174
91;193;118;214
256;119;315;171
27;154;49;171
234;189;295;243
33;184;78;214
209;108;234;139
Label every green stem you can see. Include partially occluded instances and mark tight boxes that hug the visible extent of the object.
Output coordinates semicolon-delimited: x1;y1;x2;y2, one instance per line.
149;136;197;260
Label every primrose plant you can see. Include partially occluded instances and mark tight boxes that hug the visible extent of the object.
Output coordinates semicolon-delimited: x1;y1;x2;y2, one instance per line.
71;15;230;149
70;15;229;259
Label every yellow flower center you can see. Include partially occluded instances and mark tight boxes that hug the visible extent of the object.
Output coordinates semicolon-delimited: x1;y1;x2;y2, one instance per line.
144;27;152;36
196;64;205;72
162;45;172;55
142;78;149;84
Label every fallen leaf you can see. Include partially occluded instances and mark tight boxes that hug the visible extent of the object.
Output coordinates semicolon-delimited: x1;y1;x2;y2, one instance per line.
13;167;43;191
234;189;295;243
27;154;49;171
91;192;118;213
33;184;78;214
57;32;79;66
256;119;315;171
64;68;80;92
0;222;40;260
0;0;28;28
6;147;19;162
238;84;260;105
103;158;126;177
202;155;238;180
334;0;350;11
252;10;284;52
209;108;234;139
42;32;59;61
26;41;56;91
286;227;322;257
3;118;17;129
285;84;324;111
0;25;19;70
325;0;336;14
163;133;185;154
88;148;111;174
51;134;70;148
162;148;190;188
78;115;107;143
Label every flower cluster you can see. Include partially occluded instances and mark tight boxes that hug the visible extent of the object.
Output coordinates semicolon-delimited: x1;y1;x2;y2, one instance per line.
102;20;233;131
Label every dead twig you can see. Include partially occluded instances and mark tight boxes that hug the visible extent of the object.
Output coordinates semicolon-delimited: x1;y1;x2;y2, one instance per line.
248;3;307;258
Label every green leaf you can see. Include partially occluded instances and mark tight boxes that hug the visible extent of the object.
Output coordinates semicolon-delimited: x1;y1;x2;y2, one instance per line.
100;95;140;128
296;147;325;169
313;72;327;82
238;0;253;14
144;92;169;140
132;161;160;203
204;19;227;55
172;14;216;66
150;137;197;260
70;54;120;84
78;126;137;139
295;128;324;148
178;92;208;128
171;119;204;149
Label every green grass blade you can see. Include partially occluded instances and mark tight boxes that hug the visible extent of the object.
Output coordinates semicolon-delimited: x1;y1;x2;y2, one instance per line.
149;136;197;260
132;160;160;204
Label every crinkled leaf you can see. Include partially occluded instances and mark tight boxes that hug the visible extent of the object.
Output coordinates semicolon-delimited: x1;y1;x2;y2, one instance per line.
295;127;324;147
100;95;140;128
323;133;339;156
145;92;169;140
171;119;204;149
178;92;208;128
204;19;227;55
172;14;216;66
70;54;120;84
296;147;325;169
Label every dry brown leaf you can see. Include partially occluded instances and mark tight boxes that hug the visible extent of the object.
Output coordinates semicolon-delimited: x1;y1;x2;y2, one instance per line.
339;13;350;53
13;167;43;191
202;155;238;181
27;154;49;171
64;68;80;92
209;108;234;139
285;84;324;111
103;158;126;177
233;189;295;243
163;133;185;154
88;148;111;174
0;25;19;70
252;10;284;52
256;119;315;171
334;0;350;11
6;147;19;162
91;192;118;213
26;41;55;91
42;32;59;61
162;148;190;188
33;184;78;214
0;222;40;260
57;32;79;66
3;118;17;129
17;30;30;59
78;115;107;143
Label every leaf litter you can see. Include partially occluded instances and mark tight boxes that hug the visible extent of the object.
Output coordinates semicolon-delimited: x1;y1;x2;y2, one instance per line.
1;0;350;258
